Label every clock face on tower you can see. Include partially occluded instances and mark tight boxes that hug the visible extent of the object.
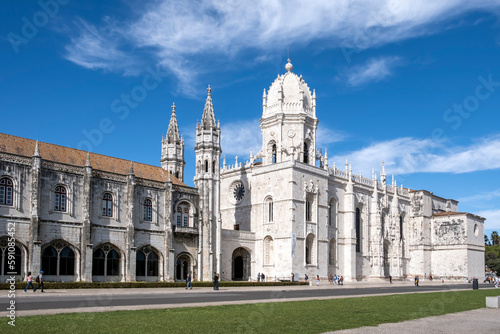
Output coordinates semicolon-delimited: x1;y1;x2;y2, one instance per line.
230;181;245;204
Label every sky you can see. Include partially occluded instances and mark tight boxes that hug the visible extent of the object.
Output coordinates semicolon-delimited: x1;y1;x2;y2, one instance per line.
1;0;500;237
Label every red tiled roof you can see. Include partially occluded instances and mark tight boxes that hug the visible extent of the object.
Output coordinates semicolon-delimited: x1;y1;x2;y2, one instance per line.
0;133;186;186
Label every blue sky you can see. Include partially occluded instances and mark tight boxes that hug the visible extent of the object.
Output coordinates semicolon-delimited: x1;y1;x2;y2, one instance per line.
1;0;500;237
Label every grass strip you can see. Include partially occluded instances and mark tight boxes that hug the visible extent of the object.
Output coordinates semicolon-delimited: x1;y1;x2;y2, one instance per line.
2;289;499;333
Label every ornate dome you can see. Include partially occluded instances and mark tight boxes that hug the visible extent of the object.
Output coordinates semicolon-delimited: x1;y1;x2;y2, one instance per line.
262;59;316;118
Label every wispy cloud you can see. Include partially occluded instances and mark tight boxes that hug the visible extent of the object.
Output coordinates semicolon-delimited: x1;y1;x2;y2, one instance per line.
329;134;500;176
62;1;500;95
221;119;262;158
345;56;402;87
64;19;138;76
316;124;345;148
459;189;500;203
477;209;500;230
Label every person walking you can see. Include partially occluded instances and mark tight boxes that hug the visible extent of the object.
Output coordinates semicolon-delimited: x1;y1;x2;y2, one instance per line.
24;271;35;292
34;271;44;293
316;275;320;286
389;275;393;284
334;274;338;285
186;273;192;290
213;272;219;290
257;272;261;282
261;273;265;282
304;274;308;281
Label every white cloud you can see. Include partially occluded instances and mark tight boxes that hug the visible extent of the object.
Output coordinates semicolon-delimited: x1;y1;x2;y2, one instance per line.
221;119;262;158
477;209;500;230
316;124;345;147
345;56;402;87
329;135;500;177
64;19;138;76
62;1;500;94
459;189;500;203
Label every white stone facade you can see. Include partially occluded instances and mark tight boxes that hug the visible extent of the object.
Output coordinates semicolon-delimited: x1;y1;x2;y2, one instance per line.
0;60;485;283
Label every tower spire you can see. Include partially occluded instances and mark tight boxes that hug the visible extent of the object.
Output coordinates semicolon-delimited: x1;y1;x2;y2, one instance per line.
202;85;216;130
161;102;185;182
166;102;181;143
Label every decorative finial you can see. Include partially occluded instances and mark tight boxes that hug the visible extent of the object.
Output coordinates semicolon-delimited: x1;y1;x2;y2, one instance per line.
129;162;134;175
33;140;40;157
381;161;386;175
207;85;211;96
285;58;293;72
171;102;176;114
85;152;91;167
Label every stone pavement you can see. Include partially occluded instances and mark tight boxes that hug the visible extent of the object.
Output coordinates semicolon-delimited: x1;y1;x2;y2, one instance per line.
2;280;499;333
329;308;500;334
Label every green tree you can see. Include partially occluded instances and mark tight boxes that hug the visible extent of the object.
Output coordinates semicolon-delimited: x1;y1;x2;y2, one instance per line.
485;234;490;245
488;258;500;275
491;231;499;246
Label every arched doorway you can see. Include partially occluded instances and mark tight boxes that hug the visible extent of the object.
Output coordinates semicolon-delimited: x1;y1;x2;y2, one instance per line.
175;253;192;281
383;239;390;277
232;247;250;281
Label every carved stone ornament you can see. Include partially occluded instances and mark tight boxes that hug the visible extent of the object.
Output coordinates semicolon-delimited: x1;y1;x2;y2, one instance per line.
304;180;317;194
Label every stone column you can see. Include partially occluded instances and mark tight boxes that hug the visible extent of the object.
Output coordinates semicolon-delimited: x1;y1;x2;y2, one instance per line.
81;154;93;282
342;168;356;281
125;165;136;282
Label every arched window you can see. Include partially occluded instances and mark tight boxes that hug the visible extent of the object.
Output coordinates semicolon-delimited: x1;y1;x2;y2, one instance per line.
400;215;404;240
92;245;120;277
272;144;277;164
54;185;67;212
41;243;75;276
41;246;58;275
107;249;120;276
205;160;209;173
356;208;361;253
136;247;159;277
303;143;309;164
306;234;315;265
92;249;105;275
0;239;21;275
176;202;191;227
175;171;179;179
143;199;152;221
213;159;216;173
305;199;312;222
381;213;386;238
102;193;113;217
265;197;274;223
176;207;182;226
329;238;336;266
183;208;189;227
59;247;75;275
329;199;336;227
264;236;273;265
0;177;13;206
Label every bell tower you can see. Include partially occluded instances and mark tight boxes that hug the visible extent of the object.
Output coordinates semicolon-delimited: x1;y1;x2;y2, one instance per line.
161;103;185;181
194;85;222;280
260;59;318;166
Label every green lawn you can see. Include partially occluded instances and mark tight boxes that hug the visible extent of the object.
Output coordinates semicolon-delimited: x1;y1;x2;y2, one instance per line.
3;289;500;333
